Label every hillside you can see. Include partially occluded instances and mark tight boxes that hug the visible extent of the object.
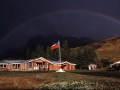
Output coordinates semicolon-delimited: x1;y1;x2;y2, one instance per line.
79;37;120;62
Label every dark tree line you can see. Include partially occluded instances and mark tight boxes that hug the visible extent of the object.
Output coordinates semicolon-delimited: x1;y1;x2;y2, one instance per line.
25;40;97;69
3;39;112;69
0;34;95;60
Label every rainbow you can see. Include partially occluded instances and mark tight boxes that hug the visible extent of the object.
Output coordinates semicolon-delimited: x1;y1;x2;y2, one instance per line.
0;10;120;45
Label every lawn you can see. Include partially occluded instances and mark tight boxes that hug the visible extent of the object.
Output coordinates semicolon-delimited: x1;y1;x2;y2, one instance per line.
0;70;120;89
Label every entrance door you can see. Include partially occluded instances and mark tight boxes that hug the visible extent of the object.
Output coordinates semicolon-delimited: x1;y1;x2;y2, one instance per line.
13;64;20;70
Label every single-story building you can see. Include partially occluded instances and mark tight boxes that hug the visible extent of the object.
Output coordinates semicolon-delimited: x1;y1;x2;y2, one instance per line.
0;57;76;71
88;64;97;70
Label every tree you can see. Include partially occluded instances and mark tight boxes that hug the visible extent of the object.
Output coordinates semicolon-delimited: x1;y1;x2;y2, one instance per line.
26;48;30;59
40;45;45;57
35;45;46;58
62;40;69;51
61;40;70;61
100;58;111;68
36;45;41;58
87;48;97;62
46;46;51;59
69;50;77;63
51;49;59;60
30;51;36;59
75;48;97;69
76;49;84;69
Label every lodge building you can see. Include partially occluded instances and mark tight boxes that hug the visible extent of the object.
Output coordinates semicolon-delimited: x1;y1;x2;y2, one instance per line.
0;57;76;71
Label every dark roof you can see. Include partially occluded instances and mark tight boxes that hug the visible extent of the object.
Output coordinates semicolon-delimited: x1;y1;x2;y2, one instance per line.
0;60;26;64
0;57;76;65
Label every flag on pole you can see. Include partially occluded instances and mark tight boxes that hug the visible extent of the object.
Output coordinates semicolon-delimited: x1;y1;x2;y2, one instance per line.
50;42;59;50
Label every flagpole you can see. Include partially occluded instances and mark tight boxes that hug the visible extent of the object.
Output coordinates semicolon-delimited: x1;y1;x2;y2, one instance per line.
56;40;65;72
58;40;61;64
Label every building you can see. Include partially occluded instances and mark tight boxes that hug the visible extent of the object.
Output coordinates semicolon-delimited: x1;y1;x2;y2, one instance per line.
88;64;97;70
0;57;76;71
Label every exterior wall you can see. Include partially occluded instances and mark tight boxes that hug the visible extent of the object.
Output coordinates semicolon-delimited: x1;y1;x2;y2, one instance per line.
63;63;68;70
7;64;13;70
20;63;29;70
31;59;50;71
0;64;8;70
0;63;76;71
3;63;30;71
71;65;75;70
49;63;76;70
62;63;76;70
88;65;97;70
49;64;64;70
0;59;76;71
52;64;61;70
49;64;53;70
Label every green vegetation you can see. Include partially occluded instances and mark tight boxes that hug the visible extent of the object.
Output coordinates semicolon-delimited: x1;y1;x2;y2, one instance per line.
87;37;120;63
4;37;120;69
0;70;120;89
38;80;120;90
5;40;97;69
5;37;120;69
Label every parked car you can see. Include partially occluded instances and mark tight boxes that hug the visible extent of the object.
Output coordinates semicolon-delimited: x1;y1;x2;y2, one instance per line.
111;64;120;71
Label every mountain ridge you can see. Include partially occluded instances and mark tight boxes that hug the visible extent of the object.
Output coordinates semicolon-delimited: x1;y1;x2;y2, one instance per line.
0;34;94;59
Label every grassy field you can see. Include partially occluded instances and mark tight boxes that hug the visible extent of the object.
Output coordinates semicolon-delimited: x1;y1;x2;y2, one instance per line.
0;70;120;89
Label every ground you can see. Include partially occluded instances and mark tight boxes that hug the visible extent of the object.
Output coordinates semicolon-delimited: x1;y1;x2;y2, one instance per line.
0;70;120;89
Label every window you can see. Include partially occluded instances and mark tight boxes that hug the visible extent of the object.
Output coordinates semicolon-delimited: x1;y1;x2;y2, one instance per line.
0;64;6;68
13;64;16;69
0;64;3;68
13;64;20;69
44;63;48;68
29;62;32;68
4;65;6;67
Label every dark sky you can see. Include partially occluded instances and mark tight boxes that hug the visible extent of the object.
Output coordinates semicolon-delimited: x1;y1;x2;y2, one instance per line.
1;0;120;54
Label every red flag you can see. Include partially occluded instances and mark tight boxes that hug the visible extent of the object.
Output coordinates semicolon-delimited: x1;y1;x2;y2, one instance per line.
50;43;59;50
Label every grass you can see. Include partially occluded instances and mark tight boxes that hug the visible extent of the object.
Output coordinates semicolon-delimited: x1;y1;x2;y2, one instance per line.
0;70;120;89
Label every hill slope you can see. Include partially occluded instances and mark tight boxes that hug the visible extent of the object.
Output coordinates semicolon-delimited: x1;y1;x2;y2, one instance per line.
80;37;120;62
